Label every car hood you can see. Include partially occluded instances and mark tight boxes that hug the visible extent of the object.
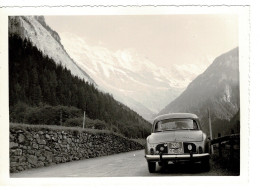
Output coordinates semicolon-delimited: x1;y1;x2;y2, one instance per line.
148;130;203;143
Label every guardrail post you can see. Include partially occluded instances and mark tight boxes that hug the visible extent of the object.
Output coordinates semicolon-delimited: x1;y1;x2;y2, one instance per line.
60;110;62;126
83;111;85;129
218;133;222;157
208;108;214;154
229;129;234;164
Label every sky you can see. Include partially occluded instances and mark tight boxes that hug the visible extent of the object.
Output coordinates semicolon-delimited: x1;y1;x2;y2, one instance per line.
45;15;238;78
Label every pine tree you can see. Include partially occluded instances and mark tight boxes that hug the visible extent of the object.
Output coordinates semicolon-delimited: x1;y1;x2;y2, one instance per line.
8;34;152;138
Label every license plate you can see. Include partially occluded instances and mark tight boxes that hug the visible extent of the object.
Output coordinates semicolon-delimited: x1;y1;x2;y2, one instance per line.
169;142;182;149
168;142;184;154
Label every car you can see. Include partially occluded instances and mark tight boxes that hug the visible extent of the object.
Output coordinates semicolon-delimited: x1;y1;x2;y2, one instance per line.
145;113;210;173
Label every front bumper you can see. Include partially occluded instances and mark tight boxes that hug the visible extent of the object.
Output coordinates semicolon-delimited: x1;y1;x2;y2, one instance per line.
145;153;209;162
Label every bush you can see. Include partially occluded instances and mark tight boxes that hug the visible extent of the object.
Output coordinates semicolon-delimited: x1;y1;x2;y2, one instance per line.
63;117;83;127
10;103;82;125
10;102;151;139
9;102;28;123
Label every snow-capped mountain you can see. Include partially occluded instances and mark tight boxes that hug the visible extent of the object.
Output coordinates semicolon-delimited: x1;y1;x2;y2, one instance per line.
8;16;212;122
8;16;96;85
159;48;239;135
58;32;210;121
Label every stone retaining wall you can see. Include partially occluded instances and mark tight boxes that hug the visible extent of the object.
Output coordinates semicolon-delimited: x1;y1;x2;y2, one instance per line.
10;124;144;173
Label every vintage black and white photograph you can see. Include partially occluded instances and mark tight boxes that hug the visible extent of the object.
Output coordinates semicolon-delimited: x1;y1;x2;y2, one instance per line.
0;4;252;186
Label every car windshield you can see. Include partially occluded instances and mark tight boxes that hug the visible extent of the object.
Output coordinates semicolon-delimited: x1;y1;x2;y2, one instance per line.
155;118;198;132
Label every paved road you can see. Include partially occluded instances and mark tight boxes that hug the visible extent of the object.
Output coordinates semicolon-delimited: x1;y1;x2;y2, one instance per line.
11;150;236;177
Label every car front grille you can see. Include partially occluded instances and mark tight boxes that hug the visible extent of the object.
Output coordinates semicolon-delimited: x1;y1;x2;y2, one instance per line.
155;142;197;154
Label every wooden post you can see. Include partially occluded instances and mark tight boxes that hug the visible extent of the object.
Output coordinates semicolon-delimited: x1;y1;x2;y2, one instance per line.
208;108;214;154
230;129;235;165
83;111;85;129
60;110;62;126
218;133;222;157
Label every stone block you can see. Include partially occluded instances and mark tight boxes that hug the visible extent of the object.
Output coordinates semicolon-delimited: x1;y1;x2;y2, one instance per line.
27;155;38;165
17;166;24;171
54;157;62;163
45;134;51;140
10;162;18;167
19;156;26;163
37;139;46;145
10;142;19;149
14;149;22;156
45;152;53;163
9;134;15;141
58;134;62;140
32;143;39;149
53;133;57;138
18;134;25;143
37;161;45;167
38;156;46;161
44;146;51;151
67;138;72;144
22;146;27;150
35;150;42;157
33;134;39;139
27;150;36;155
10;156;19;162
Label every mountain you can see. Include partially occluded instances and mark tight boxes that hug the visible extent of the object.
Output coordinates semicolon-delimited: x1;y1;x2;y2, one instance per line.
8;16;96;85
8;16;211;122
58;33;211;121
8;34;152;139
159;48;239;137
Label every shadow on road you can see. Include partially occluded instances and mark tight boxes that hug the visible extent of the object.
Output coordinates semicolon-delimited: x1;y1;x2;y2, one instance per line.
155;162;208;175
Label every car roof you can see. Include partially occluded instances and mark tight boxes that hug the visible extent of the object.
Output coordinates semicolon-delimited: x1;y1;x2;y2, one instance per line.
153;113;199;124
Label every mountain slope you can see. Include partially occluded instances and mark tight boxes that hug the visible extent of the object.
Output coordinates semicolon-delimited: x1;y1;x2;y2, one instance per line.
159;47;239;136
8;16;96;85
9;34;152;138
58;33;211;120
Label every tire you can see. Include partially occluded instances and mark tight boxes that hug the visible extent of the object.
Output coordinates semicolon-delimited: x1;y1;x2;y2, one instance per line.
201;157;210;172
148;161;156;173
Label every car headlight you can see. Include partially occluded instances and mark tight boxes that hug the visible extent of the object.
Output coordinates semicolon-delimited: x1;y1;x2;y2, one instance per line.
160;146;165;151
147;143;157;154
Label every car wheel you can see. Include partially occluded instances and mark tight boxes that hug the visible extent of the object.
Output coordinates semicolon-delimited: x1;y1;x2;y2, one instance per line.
201;157;210;172
148;161;156;173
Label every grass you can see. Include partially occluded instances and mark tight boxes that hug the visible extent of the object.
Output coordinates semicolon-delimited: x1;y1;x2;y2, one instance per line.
211;146;240;174
131;138;146;146
9;123;144;145
10;123;119;136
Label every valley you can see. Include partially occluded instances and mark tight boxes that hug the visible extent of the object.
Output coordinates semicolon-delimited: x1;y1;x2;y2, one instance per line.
8;15;240;177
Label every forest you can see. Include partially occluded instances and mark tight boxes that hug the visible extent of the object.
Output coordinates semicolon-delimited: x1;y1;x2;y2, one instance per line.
9;34;151;139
